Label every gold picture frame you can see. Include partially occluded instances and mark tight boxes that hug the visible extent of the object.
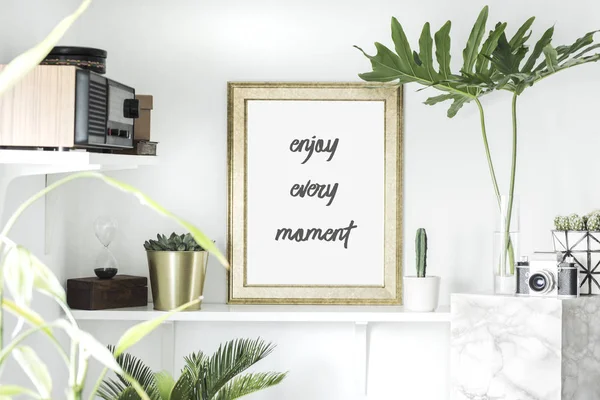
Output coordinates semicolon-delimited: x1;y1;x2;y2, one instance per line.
227;82;403;304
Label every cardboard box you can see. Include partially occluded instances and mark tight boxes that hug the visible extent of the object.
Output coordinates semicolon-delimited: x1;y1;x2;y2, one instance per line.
134;94;153;141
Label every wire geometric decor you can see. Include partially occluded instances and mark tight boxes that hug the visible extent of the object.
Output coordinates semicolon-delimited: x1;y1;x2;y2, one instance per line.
552;230;600;295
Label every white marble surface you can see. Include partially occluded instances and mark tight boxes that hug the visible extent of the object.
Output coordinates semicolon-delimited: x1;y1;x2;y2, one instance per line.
451;294;600;400
562;297;600;399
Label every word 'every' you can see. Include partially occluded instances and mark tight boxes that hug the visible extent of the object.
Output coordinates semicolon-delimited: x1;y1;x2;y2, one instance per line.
289;136;340;164
290;180;339;206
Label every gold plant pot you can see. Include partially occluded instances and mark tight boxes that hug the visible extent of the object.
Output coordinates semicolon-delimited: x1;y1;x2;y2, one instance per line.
146;251;208;311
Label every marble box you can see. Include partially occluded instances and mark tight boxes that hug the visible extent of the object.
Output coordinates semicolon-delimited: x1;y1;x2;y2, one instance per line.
451;293;600;400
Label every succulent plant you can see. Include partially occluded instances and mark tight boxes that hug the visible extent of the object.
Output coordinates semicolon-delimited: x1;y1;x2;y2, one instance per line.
554;216;568;231
415;228;428;278
567;213;586;231
587;211;600;231
144;232;205;251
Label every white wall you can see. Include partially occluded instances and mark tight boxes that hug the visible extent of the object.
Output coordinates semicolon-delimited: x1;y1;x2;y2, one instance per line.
1;0;600;398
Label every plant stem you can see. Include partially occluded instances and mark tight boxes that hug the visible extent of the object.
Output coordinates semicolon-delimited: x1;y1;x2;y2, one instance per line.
475;98;501;206
504;93;519;275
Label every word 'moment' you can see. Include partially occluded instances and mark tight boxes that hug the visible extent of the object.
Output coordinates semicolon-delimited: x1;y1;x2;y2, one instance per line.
275;220;358;249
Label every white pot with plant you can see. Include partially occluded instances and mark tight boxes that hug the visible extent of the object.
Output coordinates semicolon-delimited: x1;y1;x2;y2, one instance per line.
404;228;440;312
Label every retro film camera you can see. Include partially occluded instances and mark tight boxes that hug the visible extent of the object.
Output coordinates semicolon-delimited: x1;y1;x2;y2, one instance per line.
516;252;579;298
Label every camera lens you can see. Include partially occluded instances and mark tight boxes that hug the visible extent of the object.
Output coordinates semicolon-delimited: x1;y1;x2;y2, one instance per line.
530;274;547;291
528;270;555;294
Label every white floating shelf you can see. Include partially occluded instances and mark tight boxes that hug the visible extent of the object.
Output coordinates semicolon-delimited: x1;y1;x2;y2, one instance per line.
71;303;451;323
0;149;157;171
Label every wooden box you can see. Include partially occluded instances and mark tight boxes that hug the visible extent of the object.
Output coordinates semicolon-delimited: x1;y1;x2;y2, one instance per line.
134;94;153;141
67;275;148;310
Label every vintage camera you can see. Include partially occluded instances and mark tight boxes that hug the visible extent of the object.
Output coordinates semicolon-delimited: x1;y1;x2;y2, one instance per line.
516;252;579;298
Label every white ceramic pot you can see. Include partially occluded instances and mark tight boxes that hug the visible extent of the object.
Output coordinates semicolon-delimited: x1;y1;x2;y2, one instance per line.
403;276;441;312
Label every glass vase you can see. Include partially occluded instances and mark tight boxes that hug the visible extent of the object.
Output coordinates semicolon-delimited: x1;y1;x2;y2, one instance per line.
493;195;520;294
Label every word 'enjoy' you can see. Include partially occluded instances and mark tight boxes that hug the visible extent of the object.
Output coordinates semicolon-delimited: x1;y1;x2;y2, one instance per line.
290;180;339;206
289;136;340;164
275;220;358;249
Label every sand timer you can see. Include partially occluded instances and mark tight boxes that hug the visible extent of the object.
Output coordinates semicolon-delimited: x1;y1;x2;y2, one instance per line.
94;216;118;279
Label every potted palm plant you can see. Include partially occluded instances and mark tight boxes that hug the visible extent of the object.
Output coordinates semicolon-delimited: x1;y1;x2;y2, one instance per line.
98;338;287;400
404;229;440;312
144;233;209;311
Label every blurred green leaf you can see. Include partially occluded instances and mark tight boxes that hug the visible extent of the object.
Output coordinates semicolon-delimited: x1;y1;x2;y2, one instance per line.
114;298;201;357
154;371;175;400
0;0;91;96
0;385;40;398
12;347;52;399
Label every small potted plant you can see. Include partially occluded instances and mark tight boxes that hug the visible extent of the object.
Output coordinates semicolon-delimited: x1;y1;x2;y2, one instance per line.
403;228;441;312
144;232;208;311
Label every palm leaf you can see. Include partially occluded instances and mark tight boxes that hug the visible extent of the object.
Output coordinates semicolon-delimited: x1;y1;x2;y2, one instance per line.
204;338;276;399
170;371;195;400
101;346;161;400
181;351;208;399
462;6;489;74
97;378;129;400
213;372;287;400
117;387;142;400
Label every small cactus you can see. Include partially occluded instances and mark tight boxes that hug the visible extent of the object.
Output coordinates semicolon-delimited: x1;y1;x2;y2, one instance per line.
144;232;205;251
554;216;569;231
567;213;585;231
415;228;428;278
588;211;600;231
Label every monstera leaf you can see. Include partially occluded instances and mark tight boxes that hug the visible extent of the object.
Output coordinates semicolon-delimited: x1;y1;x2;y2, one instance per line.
356;6;600;115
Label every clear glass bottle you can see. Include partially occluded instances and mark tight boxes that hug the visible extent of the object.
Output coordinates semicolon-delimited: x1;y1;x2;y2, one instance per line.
493;195;520;294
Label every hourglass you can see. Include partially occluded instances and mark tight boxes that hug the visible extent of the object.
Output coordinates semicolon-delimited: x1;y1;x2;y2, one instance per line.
93;216;119;279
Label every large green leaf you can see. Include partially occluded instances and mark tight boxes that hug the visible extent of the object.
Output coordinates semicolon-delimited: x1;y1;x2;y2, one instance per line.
476;22;507;75
521;26;554;72
213;372;287;400
418;23;439;81
12;347;52;399
556;30;599;62
0;0;91;96
508;16;535;51
543;44;559;73
462;6;489;74
434;21;452;79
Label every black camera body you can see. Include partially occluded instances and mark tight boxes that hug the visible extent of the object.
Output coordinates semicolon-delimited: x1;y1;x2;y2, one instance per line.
516;253;578;298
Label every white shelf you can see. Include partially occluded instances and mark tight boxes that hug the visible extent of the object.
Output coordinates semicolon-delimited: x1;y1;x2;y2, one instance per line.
0;149;157;170
71;303;451;323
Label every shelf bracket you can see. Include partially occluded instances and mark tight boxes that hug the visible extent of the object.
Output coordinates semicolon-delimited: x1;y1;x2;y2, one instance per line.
354;321;370;397
161;321;176;374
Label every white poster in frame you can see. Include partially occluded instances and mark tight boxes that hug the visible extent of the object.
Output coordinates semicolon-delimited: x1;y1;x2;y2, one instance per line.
228;82;402;304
